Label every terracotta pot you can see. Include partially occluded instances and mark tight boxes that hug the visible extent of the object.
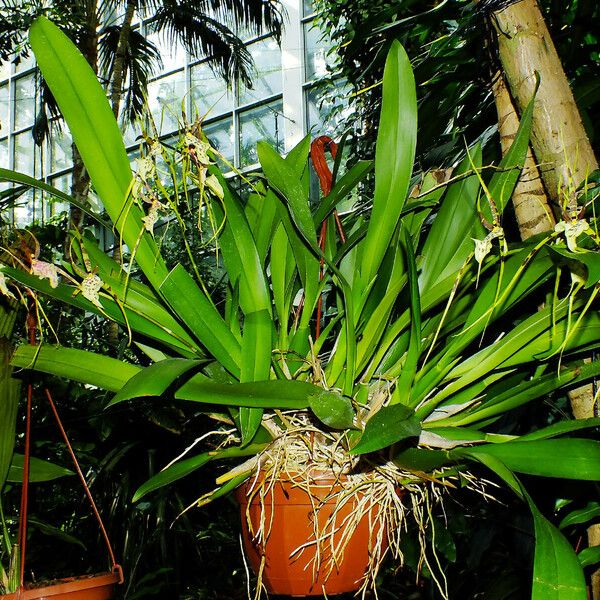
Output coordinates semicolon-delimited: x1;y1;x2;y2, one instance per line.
1;568;123;600
236;474;387;597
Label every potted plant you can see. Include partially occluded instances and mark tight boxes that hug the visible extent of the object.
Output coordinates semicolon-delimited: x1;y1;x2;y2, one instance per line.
0;298;122;600
3;15;600;599
0;359;122;600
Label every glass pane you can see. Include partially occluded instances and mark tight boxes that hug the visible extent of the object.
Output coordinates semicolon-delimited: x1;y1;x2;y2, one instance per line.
238;38;281;105
0;137;8;169
0;84;9;136
14;52;35;74
235;19;261;43
306;82;352;139
303;0;315;16
50;173;71;193
152;135;183;184
147;72;187;135
239;100;284;167
50;126;72;173
204;118;234;166
14;130;37;177
0;138;8;193
49;174;71;216
14;74;36;131
13;188;34;226
190;61;233;119
33;188;44;223
146;29;186;75
0;60;11;82
304;22;330;81
121;113;141;148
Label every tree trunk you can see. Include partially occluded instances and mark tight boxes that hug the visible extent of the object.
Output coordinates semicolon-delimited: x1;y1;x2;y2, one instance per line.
491;70;555;239
492;0;598;208
109;0;137;120
69;1;99;230
492;2;599;596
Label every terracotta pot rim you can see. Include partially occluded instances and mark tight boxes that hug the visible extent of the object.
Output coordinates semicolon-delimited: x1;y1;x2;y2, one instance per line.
236;468;394;496
236;470;378;509
1;569;123;599
243;468;357;485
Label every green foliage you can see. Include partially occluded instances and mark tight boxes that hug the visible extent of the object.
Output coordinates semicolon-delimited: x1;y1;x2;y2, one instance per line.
315;0;600;167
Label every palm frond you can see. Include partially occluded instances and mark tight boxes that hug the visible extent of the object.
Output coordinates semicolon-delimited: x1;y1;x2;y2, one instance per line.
99;25;162;121
142;0;283;41
150;5;254;86
32;73;62;146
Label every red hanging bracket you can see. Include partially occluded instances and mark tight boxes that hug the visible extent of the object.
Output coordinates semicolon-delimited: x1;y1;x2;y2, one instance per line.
310;136;347;339
16;302;123;589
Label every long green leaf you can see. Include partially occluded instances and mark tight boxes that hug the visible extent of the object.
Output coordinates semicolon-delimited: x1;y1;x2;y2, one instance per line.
309;389;355;429
28;517;86;549
111;358;203;404
350;404;421;455
393;227;421;403
440;363;600;427
11;345;141;392
258;142;316;244
486;90;536;215
209;169;271;316
456;439;600;480
518;417;600;441
578;547;600;568
8;454;73;483
359;40;417;290
313;160;373;224
466;451;586;600
1;265;198;357
560;502;600;529
529;500;587;599
392;447;451;472
29;17;168;290
419;147;484;292
548;245;600;288
245;185;279;265
0;308;19;490
258;141;357;394
239;310;272;444
270;223;296;346
109;375;342;413
159;264;241;376
0;168;111;228
133;443;267;502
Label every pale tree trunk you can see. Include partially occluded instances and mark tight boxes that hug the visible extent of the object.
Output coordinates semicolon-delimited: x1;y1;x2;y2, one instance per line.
491;70;555;239
492;0;598;207
492;2;599;596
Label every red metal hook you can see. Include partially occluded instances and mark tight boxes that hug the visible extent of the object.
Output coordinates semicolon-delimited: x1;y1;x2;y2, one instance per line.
310;136;347;340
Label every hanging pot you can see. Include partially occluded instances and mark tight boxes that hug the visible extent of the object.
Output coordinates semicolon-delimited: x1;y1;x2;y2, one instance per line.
1;567;123;600
7;314;124;600
236;473;388;597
